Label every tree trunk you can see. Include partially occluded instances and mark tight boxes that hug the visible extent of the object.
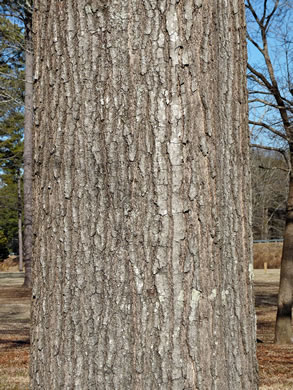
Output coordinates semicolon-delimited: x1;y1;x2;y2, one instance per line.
31;1;258;389
23;12;33;288
275;152;293;344
17;175;23;272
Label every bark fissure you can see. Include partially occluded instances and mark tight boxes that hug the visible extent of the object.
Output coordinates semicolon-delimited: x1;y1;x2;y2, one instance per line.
31;1;257;388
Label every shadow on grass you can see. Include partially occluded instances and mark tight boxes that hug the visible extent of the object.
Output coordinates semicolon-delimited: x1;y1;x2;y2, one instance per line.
0;338;30;349
255;292;278;307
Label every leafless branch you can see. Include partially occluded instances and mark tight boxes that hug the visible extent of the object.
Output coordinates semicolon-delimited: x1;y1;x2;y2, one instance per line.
249;98;291;111
247;63;273;92
251;143;285;153
265;0;280;30
246;32;265;55
249;120;287;140
248;90;272;96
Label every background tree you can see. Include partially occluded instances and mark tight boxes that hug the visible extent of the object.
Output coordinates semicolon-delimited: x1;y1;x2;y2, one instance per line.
246;0;293;344
0;0;33;285
0;229;9;260
251;148;287;240
31;1;257;388
0;12;24;263
0;177;21;255
246;0;293;343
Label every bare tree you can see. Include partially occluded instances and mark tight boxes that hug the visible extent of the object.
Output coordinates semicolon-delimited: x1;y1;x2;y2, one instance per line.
31;1;258;388
251;148;288;240
246;0;293;343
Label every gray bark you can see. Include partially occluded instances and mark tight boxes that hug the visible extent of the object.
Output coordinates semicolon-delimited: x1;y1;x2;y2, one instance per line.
17;175;23;272
31;1;258;389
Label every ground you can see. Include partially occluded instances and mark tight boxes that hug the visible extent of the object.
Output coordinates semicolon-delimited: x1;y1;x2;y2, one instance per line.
0;266;292;389
255;269;293;389
0;273;30;390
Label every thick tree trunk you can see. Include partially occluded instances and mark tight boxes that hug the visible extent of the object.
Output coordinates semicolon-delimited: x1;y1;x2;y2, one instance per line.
17;176;23;272
275;153;293;344
31;1;258;389
23;14;33;288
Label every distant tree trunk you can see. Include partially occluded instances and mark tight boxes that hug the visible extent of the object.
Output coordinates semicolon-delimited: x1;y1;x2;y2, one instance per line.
23;11;33;288
17;175;23;272
246;0;293;344
275;152;293;344
261;206;269;240
31;1;258;388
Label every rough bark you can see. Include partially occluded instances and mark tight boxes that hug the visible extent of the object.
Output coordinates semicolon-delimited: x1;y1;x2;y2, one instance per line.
17;175;23;272
23;11;33;288
275;154;293;344
31;1;258;389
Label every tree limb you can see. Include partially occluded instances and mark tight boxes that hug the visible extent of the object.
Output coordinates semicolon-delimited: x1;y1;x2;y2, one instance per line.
247;63;274;92
249;121;287;140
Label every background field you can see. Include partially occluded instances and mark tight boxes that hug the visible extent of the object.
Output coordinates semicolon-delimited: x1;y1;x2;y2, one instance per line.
253;242;282;269
0;243;292;390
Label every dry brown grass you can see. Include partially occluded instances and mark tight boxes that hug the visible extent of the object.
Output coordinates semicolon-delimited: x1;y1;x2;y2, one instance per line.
0;257;20;272
0;343;29;390
254;242;283;269
255;269;293;390
0;268;30;390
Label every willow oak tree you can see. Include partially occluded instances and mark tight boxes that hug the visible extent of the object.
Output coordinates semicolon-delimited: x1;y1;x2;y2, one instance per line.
246;0;293;344
31;1;258;389
0;0;34;286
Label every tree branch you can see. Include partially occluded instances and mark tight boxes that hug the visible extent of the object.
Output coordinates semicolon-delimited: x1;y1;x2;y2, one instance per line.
249;121;287;140
248;90;272;96
251;143;285;153
265;0;280;30
247;63;273;92
246;0;261;26
251;143;290;170
246;32;265;55
249;98;291;111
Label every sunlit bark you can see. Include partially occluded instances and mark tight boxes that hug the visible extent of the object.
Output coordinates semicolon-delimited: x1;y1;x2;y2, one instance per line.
31;1;258;388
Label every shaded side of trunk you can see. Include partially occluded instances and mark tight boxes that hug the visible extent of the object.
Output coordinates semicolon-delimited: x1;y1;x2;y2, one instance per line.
17;175;23;272
23;12;33;288
31;1;257;389
275;151;293;344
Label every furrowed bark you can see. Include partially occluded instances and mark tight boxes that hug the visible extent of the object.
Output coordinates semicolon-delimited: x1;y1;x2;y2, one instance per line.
17;175;23;272
23;10;33;288
31;1;258;388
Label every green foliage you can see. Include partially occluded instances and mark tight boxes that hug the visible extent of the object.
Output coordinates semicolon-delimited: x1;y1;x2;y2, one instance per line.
0;229;9;260
0;14;25;110
0;7;25;177
0;3;26;255
0;178;19;252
